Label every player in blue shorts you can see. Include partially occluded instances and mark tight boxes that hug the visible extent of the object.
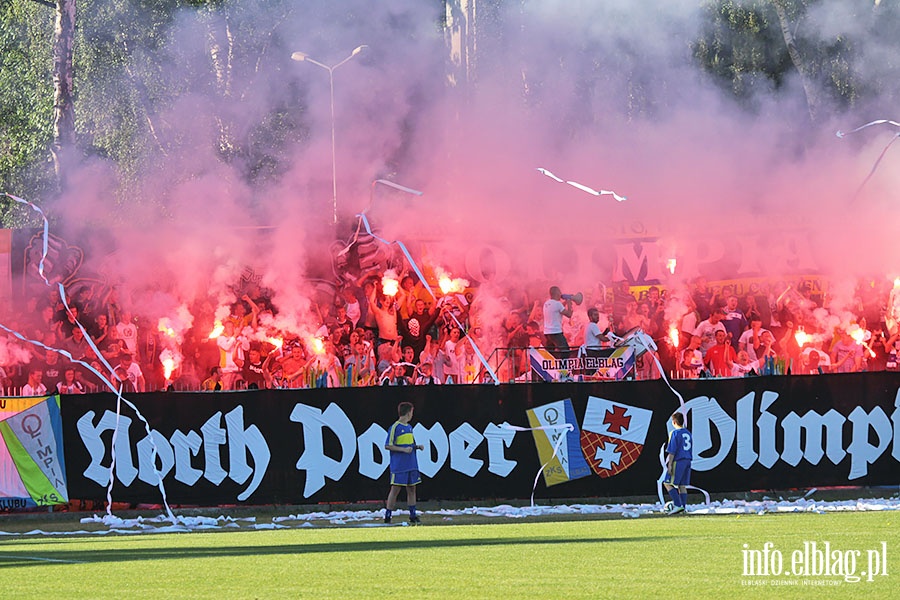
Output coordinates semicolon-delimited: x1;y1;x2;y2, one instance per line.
385;401;424;524
664;410;692;515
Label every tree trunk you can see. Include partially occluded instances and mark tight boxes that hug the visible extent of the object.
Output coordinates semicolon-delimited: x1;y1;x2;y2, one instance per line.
51;0;77;183
771;0;819;123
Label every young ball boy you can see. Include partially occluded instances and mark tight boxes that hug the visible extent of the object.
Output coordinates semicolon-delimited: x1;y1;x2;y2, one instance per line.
663;410;693;515
384;401;424;524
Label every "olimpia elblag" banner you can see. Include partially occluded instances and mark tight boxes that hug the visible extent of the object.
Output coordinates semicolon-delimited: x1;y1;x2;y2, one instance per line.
57;372;900;506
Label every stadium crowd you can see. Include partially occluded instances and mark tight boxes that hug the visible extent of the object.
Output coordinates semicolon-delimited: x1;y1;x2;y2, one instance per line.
2;269;898;395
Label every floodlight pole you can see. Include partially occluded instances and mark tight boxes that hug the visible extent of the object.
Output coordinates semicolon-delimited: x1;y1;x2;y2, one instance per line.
291;45;367;225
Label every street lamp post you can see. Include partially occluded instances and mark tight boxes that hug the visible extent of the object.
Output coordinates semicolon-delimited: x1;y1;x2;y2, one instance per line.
291;45;367;225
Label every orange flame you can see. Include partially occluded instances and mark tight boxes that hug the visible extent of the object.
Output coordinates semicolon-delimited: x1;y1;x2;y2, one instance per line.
435;267;469;295
162;357;176;380
668;326;679;348
794;328;811;347
208;322;224;339
267;337;284;349
666;258;677;275
850;326;877;358
311;337;325;355
157;319;177;339
160;349;179;381
439;275;469;295
438;275;454;295
382;275;399;297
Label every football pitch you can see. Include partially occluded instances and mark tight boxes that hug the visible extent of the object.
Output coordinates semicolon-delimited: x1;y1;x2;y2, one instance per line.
0;510;895;599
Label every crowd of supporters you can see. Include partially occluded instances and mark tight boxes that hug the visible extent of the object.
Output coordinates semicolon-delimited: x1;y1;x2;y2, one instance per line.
2;270;898;395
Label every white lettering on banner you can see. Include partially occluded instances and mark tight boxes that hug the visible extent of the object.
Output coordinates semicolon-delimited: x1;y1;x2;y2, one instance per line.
464;244;512;283
736;392;757;470
483;422;517;477
758;391;779;469
201;413;227;485
76;406;270;501
290;403;357;498
689;389;900;478
357;423;389;481
847;406;893;480
780;410;846;467
894;389;900;462
171;429;203;485
686;396;735;471
136;430;174;485
71;391;899;501
449;423;484;477
225;407;270;499
78;411;138;486
289;402;520;498
413;423;449;478
612;242;666;283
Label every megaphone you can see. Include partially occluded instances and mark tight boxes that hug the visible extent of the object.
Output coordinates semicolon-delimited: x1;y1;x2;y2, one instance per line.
561;292;583;305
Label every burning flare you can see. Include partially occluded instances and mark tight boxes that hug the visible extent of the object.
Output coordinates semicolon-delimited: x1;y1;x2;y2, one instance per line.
157;318;177;339
666;258;677;275
208;322;225;339
381;269;400;297
160;349;180;381
668;325;679;348
850;325;877;358
436;267;470;295
794;327;811;348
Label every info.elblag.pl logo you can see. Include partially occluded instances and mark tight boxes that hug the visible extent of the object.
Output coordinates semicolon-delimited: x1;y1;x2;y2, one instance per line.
742;541;889;585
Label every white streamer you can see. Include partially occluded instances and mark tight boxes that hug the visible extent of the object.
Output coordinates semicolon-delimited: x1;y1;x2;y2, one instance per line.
503;422;574;507
0;192;176;522
655;444;710;509
835;119;900;138
356;213;500;384
536;168;627;201
624;329;685;408
835;119;900;200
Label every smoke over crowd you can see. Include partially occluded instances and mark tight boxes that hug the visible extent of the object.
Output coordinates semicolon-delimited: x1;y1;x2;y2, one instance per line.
3;1;899;391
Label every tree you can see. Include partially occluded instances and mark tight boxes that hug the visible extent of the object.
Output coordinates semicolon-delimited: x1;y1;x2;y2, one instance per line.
693;0;900;120
0;0;56;225
51;0;76;182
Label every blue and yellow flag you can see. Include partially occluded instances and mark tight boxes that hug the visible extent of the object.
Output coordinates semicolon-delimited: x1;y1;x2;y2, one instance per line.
0;394;68;509
526;399;591;487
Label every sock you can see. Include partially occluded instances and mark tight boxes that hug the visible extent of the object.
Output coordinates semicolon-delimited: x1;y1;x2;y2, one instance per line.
409;505;417;519
385;508;392;519
680;492;688;507
668;488;681;507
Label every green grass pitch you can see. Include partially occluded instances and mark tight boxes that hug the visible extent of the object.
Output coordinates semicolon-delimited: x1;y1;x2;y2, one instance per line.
0;511;895;599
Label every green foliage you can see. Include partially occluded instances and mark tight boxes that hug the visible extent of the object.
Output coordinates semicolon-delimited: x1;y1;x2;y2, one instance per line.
2;0;899;226
694;1;790;102
693;0;899;116
0;0;57;222
1;0;311;222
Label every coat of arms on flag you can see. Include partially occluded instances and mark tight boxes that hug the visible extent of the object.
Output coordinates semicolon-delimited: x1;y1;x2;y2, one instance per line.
580;396;652;478
526;399;592;487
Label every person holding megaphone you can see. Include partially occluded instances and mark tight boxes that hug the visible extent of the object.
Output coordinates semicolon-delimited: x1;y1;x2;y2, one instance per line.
543;286;577;358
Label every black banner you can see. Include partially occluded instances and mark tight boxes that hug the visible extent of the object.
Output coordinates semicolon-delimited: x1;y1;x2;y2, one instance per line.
61;373;900;506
